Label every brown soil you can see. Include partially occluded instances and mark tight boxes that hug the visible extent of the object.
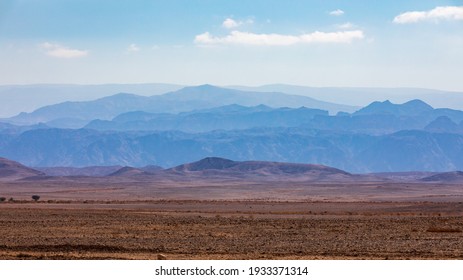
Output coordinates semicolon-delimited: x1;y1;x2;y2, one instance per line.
1;201;462;260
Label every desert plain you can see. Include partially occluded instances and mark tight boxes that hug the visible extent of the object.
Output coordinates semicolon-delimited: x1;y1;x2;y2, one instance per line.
1;174;462;260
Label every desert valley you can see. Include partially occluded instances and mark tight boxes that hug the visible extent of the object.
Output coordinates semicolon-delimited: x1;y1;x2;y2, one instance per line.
1;152;462;259
2;6;463;280
1;84;463;259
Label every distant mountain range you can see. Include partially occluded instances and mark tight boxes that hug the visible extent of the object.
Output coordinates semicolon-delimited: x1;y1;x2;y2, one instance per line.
2;126;463;173
308;100;463;134
230;84;463;110
4;83;463;119
77;99;463;135
85;104;328;132
3;85;355;127
2;84;463;173
5;94;463;135
0;83;184;118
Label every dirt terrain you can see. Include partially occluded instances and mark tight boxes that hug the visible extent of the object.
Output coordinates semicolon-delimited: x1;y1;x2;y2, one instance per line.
1;176;463;202
1;201;462;260
1;157;462;260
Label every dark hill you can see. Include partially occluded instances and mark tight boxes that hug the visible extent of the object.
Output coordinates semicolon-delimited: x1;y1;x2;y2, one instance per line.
421;171;463;182
169;157;354;181
0;157;44;180
140;165;163;173
36;166;123;177
108;166;151;177
172;157;237;171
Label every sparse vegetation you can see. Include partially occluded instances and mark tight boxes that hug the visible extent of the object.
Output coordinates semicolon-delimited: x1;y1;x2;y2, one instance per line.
0;197;6;202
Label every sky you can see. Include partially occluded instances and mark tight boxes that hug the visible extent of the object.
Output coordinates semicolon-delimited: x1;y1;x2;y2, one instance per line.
0;0;463;91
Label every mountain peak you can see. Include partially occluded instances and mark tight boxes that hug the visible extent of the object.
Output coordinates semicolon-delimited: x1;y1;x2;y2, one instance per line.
354;99;433;116
174;157;237;172
163;85;234;100
196;84;216;89
169;157;353;180
183;84;222;92
108;166;149;177
98;92;142;101
425;116;459;133
403;99;433;110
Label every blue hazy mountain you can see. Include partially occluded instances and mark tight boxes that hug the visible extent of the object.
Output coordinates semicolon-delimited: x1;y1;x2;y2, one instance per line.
353;100;433;116
6;93;153;127
424;116;463;133
353;99;463;122
4;91;463;173
304;100;463;134
5;83;463;118
230;84;463;110
85;104;328;132
2;127;463;173
82;99;463;134
0;122;49;134
4;85;355;127
0;83;184;118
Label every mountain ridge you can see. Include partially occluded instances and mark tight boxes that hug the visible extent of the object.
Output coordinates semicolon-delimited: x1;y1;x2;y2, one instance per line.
3;127;463;173
229;84;463;110
85;104;328;132
4;85;356;127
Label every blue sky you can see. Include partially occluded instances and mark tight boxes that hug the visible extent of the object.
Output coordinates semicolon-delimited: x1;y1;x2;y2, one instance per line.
1;0;462;90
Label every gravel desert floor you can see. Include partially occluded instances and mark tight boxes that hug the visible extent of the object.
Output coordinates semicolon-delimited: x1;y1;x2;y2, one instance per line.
1;201;462;260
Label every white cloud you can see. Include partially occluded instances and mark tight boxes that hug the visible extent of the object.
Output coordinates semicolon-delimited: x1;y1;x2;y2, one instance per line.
222;18;241;29
40;42;88;58
337;22;355;29
222;18;254;29
127;43;140;52
194;30;364;46
329;9;345;16
393;6;463;24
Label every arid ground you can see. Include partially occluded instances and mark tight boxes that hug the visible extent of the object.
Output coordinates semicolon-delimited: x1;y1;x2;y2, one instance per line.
1;171;462;260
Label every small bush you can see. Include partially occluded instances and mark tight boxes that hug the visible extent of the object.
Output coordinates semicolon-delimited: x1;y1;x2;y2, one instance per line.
0;197;6;202
32;195;41;202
